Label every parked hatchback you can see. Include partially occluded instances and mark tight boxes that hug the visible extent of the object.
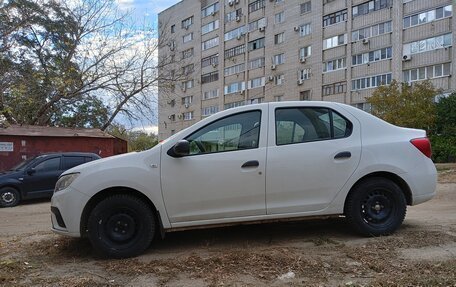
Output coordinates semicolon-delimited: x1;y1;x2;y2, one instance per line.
0;152;100;207
51;102;437;258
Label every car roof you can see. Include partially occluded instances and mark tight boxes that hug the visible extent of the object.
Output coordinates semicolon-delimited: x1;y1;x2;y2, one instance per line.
35;152;101;159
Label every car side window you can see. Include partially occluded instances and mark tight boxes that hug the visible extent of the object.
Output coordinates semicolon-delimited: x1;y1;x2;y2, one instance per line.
186;111;261;155
62;156;86;170
34;158;61;172
275;107;351;145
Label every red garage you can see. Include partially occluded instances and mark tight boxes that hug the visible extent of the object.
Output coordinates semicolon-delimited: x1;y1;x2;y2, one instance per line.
0;125;127;171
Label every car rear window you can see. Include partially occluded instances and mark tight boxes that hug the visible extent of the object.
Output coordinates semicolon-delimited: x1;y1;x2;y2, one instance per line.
62;156;86;170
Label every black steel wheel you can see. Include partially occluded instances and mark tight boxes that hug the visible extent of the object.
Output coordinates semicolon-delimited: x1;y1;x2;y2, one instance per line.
87;194;155;258
345;177;406;236
0;187;20;207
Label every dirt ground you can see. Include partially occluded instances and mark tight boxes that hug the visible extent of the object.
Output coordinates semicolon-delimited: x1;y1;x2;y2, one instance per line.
1;166;455;287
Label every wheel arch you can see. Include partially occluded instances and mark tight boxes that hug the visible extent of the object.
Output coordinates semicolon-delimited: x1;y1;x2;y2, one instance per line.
79;186;164;238
0;184;22;197
344;171;412;211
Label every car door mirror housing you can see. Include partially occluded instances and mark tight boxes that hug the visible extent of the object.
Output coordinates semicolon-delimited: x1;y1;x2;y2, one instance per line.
27;168;36;175
171;140;190;157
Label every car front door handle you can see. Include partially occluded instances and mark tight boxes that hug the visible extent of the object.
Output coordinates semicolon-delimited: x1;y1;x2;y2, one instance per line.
334;151;351;159
241;160;259;168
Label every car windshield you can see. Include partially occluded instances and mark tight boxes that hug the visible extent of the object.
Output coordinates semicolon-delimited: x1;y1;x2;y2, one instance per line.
10;158;35;171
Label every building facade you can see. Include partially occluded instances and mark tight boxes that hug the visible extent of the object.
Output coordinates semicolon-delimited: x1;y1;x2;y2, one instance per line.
0;125;127;171
158;0;454;140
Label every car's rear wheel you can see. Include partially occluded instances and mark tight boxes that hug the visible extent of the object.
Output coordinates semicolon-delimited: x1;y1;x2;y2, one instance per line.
87;194;155;258
0;187;20;207
345;177;406;236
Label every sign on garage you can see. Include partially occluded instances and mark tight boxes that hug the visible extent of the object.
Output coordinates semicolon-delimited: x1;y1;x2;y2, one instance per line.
0;142;14;152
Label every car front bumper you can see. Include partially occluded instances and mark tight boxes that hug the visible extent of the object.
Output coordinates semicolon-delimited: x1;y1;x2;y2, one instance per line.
51;186;90;237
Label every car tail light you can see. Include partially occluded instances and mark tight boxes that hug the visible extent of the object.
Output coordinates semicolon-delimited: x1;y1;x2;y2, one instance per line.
410;137;432;158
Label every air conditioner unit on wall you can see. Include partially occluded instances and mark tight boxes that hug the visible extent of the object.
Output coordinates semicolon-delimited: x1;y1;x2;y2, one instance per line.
271;64;276;70
294;26;300;32
236;15;241;22
402;54;412;62
268;75;274;81
229;0;234;6
362;38;369;44
297;79;304;85
184;103;189;108
300;57;306;63
259;26;265;32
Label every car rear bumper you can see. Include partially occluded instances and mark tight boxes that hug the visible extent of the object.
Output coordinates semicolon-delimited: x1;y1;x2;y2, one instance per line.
51;186;90;237
403;160;437;206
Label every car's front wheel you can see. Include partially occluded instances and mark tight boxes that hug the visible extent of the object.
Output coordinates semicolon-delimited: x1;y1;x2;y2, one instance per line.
87;194;155;258
345;177;406;236
0;187;20;207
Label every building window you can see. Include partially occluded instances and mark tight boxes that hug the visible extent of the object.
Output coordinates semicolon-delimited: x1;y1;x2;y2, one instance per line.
298;68;311;80
299;46;312;60
352;47;392;66
300;1;311;14
249;0;265;13
403;5;452;28
300;90;311;100
225;26;247;41
353;103;371;112
274;95;283;101
352;73;392;91
183;111;194;121
246;98;264;104
322;82;346;96
225;44;246;58
183;33;193;43
202;20;219;35
248;77;265;89
323;58;346;72
274;32;284;44
182;80;194;90
202;2;220;18
323;34;347;49
202;105;219;116
201;71;219;84
225;63;245;76
202;37;219;51
224;81;246;94
273;53;285;65
181;16;193;29
248;37;265;51
226;9;242;22
352;21;392;41
323;9;347;27
224;100;245;109
182;96;193;105
182;64;194;75
203;89;219;100
299;23;311;37
171;25;175;33
182;48;194;59
274;74;285;85
248;57;265;69
275;11;285;24
201;54;219;68
248;17;267;32
403;33;452;56
352;0;392;18
403;63;451;82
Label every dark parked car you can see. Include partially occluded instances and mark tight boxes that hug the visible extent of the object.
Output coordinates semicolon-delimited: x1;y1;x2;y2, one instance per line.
0;152;100;207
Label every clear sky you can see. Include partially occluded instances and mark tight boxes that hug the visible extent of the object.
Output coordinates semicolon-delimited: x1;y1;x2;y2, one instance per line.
117;0;181;25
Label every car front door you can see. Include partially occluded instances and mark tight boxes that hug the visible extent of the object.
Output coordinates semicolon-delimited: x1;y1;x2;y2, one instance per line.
22;156;63;198
266;104;362;214
161;108;268;225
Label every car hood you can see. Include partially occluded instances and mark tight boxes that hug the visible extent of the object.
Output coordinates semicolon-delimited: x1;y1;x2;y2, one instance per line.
61;144;162;177
0;170;22;180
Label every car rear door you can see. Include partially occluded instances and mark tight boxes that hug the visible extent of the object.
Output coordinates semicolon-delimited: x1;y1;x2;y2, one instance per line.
161;107;268;225
266;103;361;214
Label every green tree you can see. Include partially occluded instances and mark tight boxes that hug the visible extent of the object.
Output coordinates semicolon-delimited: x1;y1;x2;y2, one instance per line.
435;93;456;136
367;80;438;131
108;124;158;152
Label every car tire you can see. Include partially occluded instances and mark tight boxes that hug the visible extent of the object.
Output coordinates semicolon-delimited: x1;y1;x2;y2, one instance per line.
0;187;20;207
344;177;406;236
87;194;155;258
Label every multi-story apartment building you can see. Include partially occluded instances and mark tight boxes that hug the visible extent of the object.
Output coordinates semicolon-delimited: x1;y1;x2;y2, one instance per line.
158;0;454;140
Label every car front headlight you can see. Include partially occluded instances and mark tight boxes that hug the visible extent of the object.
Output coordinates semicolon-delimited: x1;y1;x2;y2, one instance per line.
54;173;80;193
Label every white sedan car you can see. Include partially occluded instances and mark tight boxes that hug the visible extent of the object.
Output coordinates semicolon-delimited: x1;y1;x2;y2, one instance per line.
51;102;437;258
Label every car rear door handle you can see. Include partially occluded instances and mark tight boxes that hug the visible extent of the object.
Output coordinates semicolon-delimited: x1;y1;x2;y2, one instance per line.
241;160;259;168
334;151;351;159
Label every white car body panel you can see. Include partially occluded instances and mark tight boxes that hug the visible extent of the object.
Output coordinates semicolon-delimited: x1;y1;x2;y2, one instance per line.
51;101;437;237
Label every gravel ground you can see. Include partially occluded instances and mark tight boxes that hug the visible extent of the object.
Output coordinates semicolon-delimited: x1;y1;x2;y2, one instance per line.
0;166;455;287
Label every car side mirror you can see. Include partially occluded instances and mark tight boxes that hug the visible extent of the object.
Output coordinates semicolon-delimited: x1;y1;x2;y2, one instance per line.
27;168;36;175
172;140;190;157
